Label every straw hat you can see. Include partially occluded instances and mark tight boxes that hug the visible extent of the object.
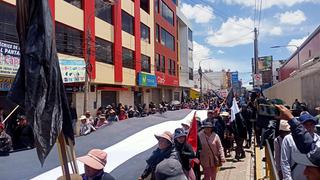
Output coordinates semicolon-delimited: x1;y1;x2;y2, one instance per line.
77;149;107;170
79;115;87;121
279;120;290;131
220;112;230;117
315;107;320;111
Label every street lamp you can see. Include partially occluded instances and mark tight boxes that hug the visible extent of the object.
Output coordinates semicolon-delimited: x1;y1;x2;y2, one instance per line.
270;45;300;69
83;0;116;114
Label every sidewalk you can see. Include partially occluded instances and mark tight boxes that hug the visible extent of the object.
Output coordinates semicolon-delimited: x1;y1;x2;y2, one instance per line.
216;147;255;180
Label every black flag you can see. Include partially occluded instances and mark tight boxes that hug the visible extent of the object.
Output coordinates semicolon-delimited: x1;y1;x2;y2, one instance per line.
8;0;74;165
226;88;234;108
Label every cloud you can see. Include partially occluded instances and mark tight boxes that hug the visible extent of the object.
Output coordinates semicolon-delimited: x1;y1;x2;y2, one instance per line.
276;10;306;25
180;3;215;24
193;41;212;70
269;27;283;36
223;0;319;9
206;17;254;47
287;36;308;53
217;50;225;54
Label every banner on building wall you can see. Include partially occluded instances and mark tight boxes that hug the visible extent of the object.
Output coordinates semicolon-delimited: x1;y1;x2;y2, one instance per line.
137;72;157;87
0;40;20;76
258;56;273;71
0;77;14;91
190;88;200;99
231;72;238;85
59;59;86;83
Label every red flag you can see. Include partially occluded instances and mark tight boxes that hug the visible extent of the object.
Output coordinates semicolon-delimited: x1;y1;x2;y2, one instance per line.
187;112;198;152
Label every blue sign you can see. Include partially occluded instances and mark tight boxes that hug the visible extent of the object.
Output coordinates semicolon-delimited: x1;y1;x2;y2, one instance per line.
137;72;157;87
231;72;239;85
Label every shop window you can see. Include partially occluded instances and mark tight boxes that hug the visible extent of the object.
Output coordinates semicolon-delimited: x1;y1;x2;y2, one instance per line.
95;0;112;24
95;37;113;64
188;48;193;61
160;1;174;25
122;47;134;69
161;55;165;73
173;61;176;75
155;53;161;71
140;23;150;43
141;54;151;73
0;2;18;43
168;59;172;75
161;28;175;51
122;10;134;35
188;28;192;42
189;68;193;80
140;0;149;14
55;22;84;58
64;0;83;9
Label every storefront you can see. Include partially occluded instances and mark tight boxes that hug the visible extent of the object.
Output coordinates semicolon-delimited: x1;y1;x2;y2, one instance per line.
137;72;157;106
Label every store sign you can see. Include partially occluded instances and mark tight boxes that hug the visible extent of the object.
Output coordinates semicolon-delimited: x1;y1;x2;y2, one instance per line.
258;56;273;71
231;72;239;85
254;73;262;86
0;77;14;91
0;40;20;76
59;59;86;83
137;72;157;87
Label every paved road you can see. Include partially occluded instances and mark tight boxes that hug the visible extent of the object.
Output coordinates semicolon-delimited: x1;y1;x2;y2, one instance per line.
0;109;193;180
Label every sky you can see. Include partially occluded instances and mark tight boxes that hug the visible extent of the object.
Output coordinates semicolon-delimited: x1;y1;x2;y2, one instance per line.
179;0;320;87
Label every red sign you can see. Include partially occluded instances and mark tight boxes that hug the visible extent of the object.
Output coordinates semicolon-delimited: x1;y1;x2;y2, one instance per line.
156;72;179;86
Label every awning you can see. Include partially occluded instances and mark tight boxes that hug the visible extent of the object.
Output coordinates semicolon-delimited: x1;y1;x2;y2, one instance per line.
97;87;128;91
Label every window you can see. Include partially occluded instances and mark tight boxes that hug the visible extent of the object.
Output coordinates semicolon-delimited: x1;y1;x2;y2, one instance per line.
140;23;150;43
155;0;159;13
55;22;83;58
0;2;18;43
161;1;174;25
161;28;175;51
189;68;193;80
95;0;112;24
141;54;151;73
156;24;160;43
122;10;134;35
95;37;113;64
122;47;134;69
276;76;279;80
188;28;192;42
155;54;161;71
172;61;176;75
188;48;193;61
309;50;312;58
140;0;149;13
172;0;178;5
64;0;82;9
161;55;165;73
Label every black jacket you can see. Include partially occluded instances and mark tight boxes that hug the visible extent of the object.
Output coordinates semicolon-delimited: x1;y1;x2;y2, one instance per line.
82;171;115;180
175;141;196;171
141;146;179;179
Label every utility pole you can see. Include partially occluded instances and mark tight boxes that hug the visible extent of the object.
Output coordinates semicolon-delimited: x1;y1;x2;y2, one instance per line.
198;66;202;101
83;32;90;114
253;27;259;86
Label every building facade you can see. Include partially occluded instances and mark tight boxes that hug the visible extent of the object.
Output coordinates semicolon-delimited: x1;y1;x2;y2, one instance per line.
152;0;180;104
272;60;286;84
177;7;193;102
0;0;158;115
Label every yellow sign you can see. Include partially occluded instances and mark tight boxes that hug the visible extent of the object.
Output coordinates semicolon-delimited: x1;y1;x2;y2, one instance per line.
190;88;200;99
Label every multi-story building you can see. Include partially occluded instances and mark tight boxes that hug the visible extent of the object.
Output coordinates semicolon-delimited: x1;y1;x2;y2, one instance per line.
177;7;193;102
0;0;157;115
272;60;286;84
152;0;179;104
193;70;225;93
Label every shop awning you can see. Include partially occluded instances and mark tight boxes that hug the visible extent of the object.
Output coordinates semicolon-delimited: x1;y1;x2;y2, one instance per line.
97;87;128;91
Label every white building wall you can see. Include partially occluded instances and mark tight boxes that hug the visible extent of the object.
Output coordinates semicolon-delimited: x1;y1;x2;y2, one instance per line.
119;90;134;107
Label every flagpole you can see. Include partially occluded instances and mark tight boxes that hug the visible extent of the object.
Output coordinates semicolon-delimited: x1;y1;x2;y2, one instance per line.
2;105;19;124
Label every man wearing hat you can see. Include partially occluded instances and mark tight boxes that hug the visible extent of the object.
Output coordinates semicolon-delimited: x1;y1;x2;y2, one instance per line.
78;149;115;180
13;115;34;150
276;105;320;180
95;114;109;129
107;109;119;122
274;120;291;179
281;113;319;180
0;122;12;156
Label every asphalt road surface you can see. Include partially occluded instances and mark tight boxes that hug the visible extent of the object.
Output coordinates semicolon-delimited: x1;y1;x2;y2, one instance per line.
0;109;195;180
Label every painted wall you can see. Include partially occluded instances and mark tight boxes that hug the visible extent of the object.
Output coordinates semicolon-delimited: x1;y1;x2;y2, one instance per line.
118;90;134;107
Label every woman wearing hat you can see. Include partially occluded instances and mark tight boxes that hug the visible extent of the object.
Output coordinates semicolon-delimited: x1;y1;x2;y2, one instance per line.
199;121;225;180
107;109;119;122
174;128;196;180
139;131;179;180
